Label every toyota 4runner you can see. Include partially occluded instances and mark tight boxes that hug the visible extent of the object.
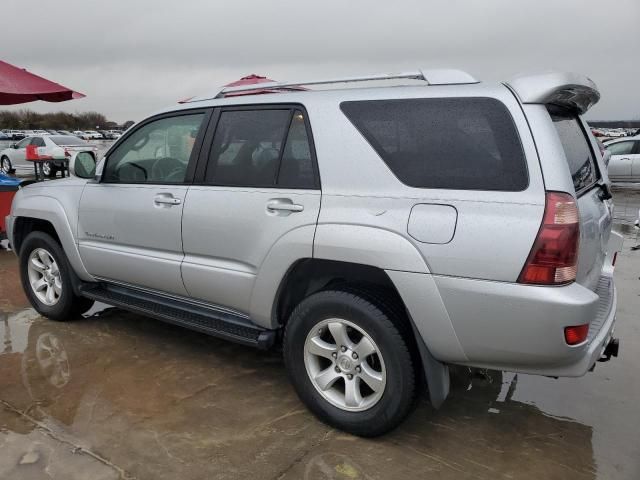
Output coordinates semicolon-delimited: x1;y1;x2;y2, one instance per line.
6;69;623;436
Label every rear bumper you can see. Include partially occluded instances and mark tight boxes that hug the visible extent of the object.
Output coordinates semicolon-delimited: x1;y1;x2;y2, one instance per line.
433;273;617;377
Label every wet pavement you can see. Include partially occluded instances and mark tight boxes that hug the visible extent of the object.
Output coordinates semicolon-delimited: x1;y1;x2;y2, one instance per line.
1;192;639;480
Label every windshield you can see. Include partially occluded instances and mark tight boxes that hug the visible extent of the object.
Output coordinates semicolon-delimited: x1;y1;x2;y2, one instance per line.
50;136;88;146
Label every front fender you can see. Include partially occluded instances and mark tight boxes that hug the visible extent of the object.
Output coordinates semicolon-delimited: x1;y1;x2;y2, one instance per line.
11;194;93;281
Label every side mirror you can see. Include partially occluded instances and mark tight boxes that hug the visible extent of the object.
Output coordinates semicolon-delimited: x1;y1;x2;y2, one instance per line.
69;151;97;179
11;143;17;149
603;150;611;167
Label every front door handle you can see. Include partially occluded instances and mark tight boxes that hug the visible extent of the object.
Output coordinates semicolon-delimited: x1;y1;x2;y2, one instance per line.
266;199;304;213
154;194;182;206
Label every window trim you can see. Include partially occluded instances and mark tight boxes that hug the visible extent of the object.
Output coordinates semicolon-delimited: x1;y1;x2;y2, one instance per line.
340;96;530;192
192;103;320;190
100;108;213;185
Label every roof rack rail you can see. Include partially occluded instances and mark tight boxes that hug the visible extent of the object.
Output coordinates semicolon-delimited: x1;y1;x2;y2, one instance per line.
183;69;479;103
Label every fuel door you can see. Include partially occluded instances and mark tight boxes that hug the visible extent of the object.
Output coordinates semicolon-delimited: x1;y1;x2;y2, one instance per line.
407;204;458;244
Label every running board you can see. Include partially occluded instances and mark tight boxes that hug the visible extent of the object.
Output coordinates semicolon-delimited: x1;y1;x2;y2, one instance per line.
79;283;277;349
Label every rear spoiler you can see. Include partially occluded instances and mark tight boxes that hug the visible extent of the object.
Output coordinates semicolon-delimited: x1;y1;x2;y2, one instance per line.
505;72;600;115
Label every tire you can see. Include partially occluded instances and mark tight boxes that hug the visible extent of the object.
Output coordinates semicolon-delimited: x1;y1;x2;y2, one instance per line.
284;289;416;437
19;231;94;321
1;156;12;174
42;161;53;178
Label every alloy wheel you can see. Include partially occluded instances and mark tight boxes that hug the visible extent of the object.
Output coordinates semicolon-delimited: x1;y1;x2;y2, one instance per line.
304;318;386;412
0;157;11;174
27;248;62;306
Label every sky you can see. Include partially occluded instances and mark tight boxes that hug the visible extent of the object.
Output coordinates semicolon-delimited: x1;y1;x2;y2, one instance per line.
3;0;639;123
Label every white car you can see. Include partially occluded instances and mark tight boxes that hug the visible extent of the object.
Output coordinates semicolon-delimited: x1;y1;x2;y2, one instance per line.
83;130;103;140
605;135;640;182
0;135;97;177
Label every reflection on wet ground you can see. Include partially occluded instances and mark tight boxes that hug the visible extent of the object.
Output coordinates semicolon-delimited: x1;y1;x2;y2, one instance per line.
1;192;640;479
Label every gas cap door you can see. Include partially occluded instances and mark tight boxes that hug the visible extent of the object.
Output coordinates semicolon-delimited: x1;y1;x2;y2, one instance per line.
407;204;458;244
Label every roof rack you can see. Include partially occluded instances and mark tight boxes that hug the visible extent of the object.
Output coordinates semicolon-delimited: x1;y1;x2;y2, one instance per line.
183;69;479;103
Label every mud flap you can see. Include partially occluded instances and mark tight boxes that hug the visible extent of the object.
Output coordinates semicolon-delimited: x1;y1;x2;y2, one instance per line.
409;321;450;408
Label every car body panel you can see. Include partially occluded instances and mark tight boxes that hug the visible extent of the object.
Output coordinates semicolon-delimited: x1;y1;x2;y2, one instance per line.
181;186;321;316
77;183;190;296
7;179;94;281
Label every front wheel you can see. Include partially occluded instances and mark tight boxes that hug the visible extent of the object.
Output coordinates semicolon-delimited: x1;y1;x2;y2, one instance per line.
284;290;416;437
19;231;95;321
1;156;12;174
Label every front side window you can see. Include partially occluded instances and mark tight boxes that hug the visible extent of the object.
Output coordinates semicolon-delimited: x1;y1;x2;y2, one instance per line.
606;141;634;156
16;138;30;148
205;108;317;188
550;112;598;193
103;113;205;184
31;137;46;147
341;98;528;191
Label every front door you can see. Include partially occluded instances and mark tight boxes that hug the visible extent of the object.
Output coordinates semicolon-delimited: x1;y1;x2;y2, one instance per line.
78;110;209;295
606;140;635;181
181;106;321;314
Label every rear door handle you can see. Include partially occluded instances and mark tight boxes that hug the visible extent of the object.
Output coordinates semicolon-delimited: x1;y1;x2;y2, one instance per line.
266;199;304;213
154;194;182;206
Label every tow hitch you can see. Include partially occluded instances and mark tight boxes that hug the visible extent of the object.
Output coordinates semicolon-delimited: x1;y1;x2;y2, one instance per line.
598;337;620;362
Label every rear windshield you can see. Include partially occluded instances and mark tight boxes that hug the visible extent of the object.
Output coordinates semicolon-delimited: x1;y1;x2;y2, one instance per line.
340;97;528;191
549;111;598;193
50;136;88;146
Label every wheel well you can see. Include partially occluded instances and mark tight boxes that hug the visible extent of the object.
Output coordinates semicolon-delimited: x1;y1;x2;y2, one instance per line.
275;258;428;391
275;259;406;327
12;217;60;254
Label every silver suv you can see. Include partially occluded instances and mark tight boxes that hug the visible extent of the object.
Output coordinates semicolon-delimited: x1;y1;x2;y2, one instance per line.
5;69;622;436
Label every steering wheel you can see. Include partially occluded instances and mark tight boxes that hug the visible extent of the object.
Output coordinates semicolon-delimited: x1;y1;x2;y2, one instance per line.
116;162;147;182
151;157;185;182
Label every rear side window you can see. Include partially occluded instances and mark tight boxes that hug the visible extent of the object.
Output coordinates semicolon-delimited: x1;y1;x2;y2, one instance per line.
205;108;317;188
340;98;528;191
550;112;598;193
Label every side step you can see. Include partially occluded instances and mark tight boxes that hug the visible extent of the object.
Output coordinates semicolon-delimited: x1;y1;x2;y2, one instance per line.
79;283;277;349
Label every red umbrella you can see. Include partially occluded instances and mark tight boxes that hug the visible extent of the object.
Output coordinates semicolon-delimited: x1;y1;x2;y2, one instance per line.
222;74;306;97
0;60;85;105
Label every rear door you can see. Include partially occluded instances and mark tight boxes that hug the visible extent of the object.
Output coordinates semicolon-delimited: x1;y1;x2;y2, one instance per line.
78;110;210;295
549;111;611;291
181;106;321;314
606;140;635;181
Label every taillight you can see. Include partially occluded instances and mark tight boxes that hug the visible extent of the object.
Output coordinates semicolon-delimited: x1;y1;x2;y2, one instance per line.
518;192;579;285
564;324;589;345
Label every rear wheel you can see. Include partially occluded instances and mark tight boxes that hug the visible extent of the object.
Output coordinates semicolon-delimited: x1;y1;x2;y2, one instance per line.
19;231;94;321
284;289;416;437
1;156;12;174
41;161;53;177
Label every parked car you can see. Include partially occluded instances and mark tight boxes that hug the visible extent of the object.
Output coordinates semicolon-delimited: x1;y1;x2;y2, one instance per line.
605;135;640;182
5;70;622;437
0;131;8;140
7;130;25;140
0;135;97;177
57;130;73;135
83;130;103;140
